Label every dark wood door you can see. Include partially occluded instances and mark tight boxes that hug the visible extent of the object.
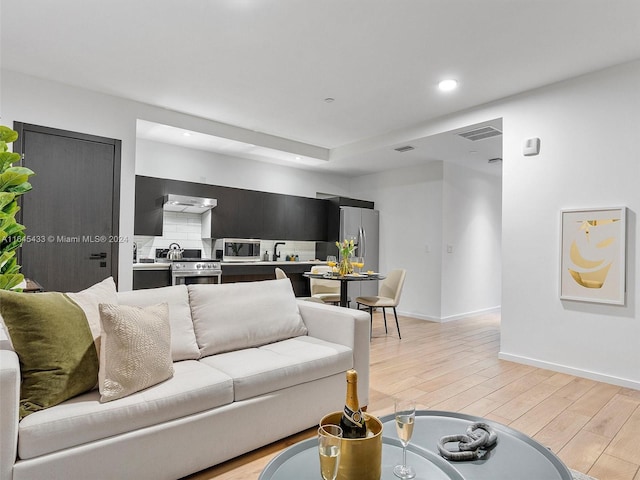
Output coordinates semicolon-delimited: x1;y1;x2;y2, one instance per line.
15;123;121;292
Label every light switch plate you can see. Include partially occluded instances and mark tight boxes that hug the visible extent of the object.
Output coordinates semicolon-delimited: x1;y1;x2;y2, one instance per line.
523;137;540;156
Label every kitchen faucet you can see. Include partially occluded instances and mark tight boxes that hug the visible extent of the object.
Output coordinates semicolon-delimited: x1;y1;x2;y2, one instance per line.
273;242;285;261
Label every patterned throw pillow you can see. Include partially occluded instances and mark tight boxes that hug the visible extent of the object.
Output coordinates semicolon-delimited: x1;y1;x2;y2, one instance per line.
98;303;173;402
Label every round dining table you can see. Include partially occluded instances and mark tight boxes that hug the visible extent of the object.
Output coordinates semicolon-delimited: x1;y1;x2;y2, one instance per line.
303;271;385;307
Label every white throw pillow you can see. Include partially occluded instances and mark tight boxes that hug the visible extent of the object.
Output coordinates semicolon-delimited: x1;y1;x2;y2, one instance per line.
189;279;308;356
117;285;200;361
66;276;118;354
98;303;174;403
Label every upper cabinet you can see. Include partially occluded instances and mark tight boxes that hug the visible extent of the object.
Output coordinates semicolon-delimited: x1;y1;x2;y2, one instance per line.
134;176;328;241
134;176;165;236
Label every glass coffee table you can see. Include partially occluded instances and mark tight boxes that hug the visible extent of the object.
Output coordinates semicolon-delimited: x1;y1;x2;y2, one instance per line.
259;410;572;479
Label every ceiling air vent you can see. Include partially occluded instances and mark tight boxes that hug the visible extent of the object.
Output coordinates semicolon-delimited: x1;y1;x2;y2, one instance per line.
394;145;415;153
458;126;502;141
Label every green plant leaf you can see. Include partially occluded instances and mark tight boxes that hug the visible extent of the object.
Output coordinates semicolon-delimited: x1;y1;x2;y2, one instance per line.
0;201;19;218
0;126;30;291
0;152;22;171
0;273;24;291
0;126;18;144
0;192;17;210
0;250;15;266
1;256;19;274
0;167;34;192
0;225;25;252
9;182;32;194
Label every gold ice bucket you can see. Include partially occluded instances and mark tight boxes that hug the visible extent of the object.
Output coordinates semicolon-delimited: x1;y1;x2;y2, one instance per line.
320;411;383;480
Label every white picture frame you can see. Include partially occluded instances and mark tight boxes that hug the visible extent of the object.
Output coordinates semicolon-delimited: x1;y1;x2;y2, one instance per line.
560;207;626;305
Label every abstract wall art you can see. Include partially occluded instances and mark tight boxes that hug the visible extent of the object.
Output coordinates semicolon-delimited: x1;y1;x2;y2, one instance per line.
560;207;626;304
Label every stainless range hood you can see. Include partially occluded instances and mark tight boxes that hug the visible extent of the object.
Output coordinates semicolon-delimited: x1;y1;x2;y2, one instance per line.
162;194;217;214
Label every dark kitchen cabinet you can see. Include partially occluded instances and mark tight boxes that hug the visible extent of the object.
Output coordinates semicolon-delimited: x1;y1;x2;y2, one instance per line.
133;269;171;290
259;192;287;239
303;197;328;240
284;196;305;239
221;262;312;296
134;176;165;236
134;175;329;241
217;189;264;238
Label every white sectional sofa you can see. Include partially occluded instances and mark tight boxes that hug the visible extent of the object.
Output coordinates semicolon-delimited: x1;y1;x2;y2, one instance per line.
0;278;370;480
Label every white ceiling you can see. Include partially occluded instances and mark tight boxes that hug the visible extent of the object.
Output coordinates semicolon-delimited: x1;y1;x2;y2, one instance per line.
2;1;639;176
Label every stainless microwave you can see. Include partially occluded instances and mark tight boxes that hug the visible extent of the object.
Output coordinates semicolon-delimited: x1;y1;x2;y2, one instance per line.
215;238;261;262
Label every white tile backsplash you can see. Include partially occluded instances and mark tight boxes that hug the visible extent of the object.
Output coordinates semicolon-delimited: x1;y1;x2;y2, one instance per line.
134;212;212;260
260;240;317;262
134;212;320;262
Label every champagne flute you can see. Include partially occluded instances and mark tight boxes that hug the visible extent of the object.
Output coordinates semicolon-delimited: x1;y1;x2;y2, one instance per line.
393;399;416;479
318;424;342;480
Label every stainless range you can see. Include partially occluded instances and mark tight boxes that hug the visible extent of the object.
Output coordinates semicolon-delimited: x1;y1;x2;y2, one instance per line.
155;248;222;286
171;259;222;286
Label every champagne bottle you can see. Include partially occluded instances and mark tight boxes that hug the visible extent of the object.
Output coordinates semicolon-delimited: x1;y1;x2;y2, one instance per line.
339;369;367;438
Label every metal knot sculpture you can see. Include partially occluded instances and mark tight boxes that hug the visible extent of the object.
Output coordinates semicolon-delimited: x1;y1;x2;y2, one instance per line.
437;422;497;461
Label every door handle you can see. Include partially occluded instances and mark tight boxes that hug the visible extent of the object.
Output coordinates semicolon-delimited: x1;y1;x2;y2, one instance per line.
359;226;366;257
90;252;107;260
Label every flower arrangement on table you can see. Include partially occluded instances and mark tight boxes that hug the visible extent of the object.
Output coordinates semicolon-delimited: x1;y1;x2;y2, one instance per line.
336;238;355;276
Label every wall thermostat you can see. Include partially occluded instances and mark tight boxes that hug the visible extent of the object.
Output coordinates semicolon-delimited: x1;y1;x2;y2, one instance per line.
523;137;540;156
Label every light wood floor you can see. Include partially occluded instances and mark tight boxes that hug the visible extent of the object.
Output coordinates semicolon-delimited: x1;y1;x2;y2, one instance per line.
185;312;640;480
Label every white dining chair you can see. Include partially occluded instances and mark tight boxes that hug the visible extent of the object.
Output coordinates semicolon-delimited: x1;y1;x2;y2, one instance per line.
355;269;406;338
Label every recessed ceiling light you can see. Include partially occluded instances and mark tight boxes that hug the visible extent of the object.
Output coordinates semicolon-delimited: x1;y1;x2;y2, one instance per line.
183;132;192;137
295;156;302;160
438;79;458;92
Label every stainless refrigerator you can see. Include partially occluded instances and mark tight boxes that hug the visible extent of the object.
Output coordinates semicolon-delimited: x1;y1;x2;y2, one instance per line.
340;206;380;299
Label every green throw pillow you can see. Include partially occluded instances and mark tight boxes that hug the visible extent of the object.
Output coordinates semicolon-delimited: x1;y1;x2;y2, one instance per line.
0;290;99;419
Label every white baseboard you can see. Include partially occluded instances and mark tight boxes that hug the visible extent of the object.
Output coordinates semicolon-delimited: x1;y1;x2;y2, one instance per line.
397;310;441;322
397;306;501;323
498;352;640;390
440;306;501;323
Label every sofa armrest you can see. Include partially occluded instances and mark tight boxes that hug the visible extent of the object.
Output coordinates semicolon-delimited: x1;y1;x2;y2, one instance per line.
297;300;371;407
1;348;20;480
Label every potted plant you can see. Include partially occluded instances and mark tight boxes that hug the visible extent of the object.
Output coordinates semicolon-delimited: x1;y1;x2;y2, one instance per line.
0;125;35;290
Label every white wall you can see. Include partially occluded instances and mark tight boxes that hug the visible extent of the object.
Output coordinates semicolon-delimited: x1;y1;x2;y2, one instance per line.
441;162;502;320
351;162;445;320
136;138;349;198
351;161;502;322
498;60;640;389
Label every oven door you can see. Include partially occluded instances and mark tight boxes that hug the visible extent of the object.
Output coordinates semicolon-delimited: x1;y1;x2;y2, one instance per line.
172;271;222;286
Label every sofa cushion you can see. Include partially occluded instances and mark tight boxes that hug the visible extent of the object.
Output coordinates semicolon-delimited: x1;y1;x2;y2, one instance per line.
98;303;174;402
189;279;308;356
200;336;352;401
117;285;200;361
17;360;234;459
0;290;99;419
66;276;118;352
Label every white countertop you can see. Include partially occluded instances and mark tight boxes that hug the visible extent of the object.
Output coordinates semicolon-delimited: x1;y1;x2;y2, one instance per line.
132;262;171;270
133;260;326;270
221;260;325;266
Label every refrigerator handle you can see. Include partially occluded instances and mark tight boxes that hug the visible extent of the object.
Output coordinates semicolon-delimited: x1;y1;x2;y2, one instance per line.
359;226;366;257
